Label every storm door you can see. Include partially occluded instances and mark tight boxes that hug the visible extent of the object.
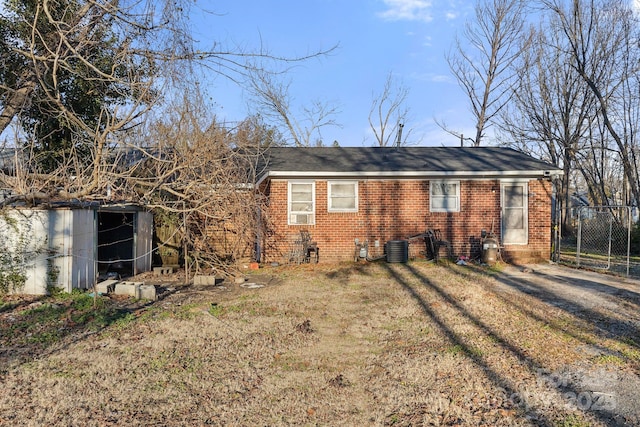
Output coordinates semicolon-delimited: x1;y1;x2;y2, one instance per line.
501;182;528;245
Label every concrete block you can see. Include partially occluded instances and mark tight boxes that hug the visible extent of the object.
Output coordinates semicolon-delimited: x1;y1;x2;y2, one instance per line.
114;282;142;298
193;275;217;286
153;266;174;276
95;280;118;294
138;284;157;300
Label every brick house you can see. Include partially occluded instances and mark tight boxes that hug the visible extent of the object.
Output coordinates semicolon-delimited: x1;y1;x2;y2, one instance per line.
256;146;562;264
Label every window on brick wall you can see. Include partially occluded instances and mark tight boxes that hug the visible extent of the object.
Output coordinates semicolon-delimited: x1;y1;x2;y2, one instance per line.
328;181;358;212
430;180;460;212
288;181;315;225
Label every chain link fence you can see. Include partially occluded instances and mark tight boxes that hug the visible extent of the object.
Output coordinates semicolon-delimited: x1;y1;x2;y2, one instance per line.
559;206;634;276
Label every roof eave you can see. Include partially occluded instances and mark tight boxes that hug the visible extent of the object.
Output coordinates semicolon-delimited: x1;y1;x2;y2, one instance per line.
257;169;563;184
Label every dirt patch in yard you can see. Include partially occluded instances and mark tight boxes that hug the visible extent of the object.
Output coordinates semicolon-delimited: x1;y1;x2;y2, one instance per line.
0;261;639;426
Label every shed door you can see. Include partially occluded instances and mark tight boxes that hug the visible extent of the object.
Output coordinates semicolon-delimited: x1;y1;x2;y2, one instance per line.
501;182;528;245
134;211;153;274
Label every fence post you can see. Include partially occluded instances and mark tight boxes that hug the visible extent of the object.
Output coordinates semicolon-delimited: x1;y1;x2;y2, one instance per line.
576;206;582;268
627;206;631;277
607;213;613;270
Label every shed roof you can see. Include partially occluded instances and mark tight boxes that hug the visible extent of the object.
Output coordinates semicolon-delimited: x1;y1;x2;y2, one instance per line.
257;146;561;184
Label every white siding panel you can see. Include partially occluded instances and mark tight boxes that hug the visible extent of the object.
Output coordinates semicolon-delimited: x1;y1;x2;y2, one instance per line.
0;208;98;294
72;209;96;290
0;210;52;295
49;209;73;293
24;210;50;295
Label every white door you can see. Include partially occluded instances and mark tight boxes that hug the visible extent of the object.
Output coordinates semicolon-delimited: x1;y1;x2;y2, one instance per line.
502;182;528;245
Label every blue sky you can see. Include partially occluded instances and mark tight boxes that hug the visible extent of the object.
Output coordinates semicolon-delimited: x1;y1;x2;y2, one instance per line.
192;0;478;147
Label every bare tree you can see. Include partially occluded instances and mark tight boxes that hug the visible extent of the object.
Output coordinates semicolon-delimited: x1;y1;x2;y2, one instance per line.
0;0;334;201
543;0;640;208
139;104;265;271
447;0;526;146
0;0;335;276
368;72;411;147
0;0;200;203
499;20;597;233
246;67;340;147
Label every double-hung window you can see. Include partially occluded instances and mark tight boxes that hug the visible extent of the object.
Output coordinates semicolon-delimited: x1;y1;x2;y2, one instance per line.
430;180;460;212
328;181;358;212
288;181;315;225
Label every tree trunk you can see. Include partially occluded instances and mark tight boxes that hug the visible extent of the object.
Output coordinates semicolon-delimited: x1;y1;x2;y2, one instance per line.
0;74;36;135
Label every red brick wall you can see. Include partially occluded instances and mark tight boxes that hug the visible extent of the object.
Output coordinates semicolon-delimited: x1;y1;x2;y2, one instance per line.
260;178;552;263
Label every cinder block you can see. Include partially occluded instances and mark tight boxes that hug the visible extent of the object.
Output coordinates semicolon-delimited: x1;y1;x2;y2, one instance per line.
153;266;174;276
95;280;118;294
138;284;157;301
193;275;217;286
114;282;142;298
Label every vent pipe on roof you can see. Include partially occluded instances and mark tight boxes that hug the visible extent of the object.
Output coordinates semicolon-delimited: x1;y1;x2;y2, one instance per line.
395;122;404;148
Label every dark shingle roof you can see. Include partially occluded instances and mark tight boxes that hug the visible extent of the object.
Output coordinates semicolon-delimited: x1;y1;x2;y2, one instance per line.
257;146;560;183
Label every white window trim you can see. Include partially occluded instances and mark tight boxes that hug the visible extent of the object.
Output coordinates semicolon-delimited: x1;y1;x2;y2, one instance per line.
328;181;358;213
430;180;460;213
288;181;315;225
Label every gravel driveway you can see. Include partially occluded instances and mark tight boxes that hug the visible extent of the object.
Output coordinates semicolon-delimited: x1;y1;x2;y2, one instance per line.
497;263;640;425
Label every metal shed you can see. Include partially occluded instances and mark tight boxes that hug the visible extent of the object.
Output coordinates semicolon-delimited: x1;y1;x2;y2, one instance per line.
0;203;153;295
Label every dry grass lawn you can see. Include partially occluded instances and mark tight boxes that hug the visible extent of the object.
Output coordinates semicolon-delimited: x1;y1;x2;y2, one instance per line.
1;261;639;426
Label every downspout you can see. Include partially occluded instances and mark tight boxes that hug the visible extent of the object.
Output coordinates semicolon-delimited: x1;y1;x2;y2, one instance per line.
552;175;562;262
255;203;262;263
